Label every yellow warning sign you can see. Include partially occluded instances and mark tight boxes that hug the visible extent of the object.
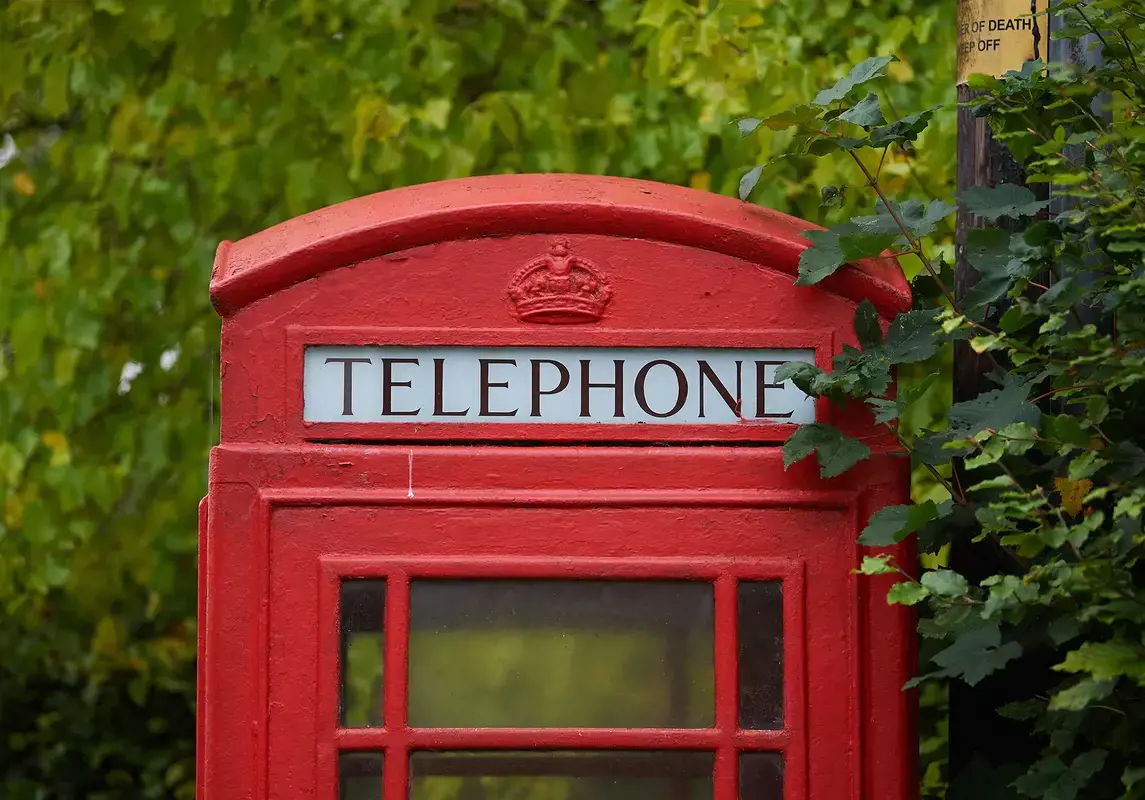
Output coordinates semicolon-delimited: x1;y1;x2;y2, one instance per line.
957;0;1048;84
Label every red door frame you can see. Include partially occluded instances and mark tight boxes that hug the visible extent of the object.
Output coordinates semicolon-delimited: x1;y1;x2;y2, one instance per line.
202;445;913;800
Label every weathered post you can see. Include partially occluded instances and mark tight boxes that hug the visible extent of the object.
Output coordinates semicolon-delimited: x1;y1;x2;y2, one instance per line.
950;0;1074;784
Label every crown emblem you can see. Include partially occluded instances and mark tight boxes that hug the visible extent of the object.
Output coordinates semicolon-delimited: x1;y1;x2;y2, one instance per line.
508;239;613;324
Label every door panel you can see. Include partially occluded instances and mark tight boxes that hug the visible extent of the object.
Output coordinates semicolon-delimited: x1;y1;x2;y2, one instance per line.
267;499;856;800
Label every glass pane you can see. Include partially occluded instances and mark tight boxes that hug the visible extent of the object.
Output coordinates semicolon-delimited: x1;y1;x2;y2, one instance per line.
410;751;713;800
340;580;385;728
339;752;382;800
739;752;784;799
409;580;714;728
738;582;784;730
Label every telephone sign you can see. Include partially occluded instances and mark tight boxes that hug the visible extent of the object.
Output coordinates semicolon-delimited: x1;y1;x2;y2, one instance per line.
303;346;817;425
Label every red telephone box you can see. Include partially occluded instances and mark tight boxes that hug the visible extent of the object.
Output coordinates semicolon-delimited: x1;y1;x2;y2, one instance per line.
200;175;915;800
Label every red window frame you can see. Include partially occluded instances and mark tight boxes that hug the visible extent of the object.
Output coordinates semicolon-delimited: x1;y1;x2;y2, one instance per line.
319;557;806;799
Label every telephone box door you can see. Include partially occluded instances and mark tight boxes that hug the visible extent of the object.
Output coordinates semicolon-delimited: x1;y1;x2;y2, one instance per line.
213;446;909;800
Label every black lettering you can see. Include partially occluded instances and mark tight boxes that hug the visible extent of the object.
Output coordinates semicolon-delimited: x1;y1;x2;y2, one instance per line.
755;361;795;419
579;359;624;418
698;360;742;418
381;358;421;416
324;357;372;416
635;360;688;418
479;358;518;417
432;358;469;416
530;359;570;417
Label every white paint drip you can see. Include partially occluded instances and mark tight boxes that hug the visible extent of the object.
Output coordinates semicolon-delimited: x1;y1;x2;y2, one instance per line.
407;451;415;498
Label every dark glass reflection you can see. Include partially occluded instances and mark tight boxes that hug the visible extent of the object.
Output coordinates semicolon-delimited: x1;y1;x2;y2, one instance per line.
738;582;784;730
410;750;713;800
339;751;382;800
408;580;714;728
739;752;784;799
340;580;385;728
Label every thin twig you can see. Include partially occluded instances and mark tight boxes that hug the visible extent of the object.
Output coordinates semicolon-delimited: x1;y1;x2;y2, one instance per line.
875;146;890;182
883;422;969;507
847;150;959;309
1029;382;1104;403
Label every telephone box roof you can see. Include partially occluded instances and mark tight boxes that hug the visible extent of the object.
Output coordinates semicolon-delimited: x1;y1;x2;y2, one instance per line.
209;174;911;318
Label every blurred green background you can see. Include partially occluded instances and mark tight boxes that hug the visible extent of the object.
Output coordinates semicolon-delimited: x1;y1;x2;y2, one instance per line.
0;0;954;796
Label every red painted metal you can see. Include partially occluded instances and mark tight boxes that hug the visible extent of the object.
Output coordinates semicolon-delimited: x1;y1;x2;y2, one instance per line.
202;175;916;800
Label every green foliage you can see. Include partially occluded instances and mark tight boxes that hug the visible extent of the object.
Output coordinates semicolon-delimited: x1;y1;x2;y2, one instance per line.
745;0;1145;795
0;0;955;796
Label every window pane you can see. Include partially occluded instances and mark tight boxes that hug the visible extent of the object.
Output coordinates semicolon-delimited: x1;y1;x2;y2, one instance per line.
409;580;714;728
739;753;783;799
340;580;385;728
738;582;784;730
410;751;712;800
339;752;382;800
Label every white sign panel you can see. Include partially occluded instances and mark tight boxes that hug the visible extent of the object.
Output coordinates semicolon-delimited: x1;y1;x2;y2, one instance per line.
304;346;816;425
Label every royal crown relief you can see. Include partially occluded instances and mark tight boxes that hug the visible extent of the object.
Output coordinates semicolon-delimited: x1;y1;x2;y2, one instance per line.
508;239;613;324
301;238;818;424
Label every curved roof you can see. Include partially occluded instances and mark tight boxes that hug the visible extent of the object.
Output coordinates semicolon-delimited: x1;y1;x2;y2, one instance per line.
210;174;911;317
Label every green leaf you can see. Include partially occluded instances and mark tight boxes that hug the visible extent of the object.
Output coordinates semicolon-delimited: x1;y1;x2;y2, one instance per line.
1047;678;1115;711
859;500;941;546
736;117;762;137
1107;441;1145;480
1044;415;1094;451
965;228;1012;275
902;199;957;237
881;308;942;364
868;106;939;146
853;299;882;350
962;227;1021;311
42;58;70;117
1013;751;1107;800
948;376;1040;437
887;581;929;606
838;92;885;127
1124;767;1145;791
960;183;1050;221
806;135;867;155
852;199;955;239
1055;640;1145;681
812;55;897;105
783;423;871;478
765;104;822;131
1048;617;1082;646
796;223;898;285
867;372;941;424
820;184;845;208
738;165;765;200
773;361;824;396
858;554;897;575
921;569;969;598
851;196;957;241
930;625;1023;686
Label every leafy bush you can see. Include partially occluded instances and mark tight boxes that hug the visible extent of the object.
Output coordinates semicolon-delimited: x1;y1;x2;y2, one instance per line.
0;0;956;796
739;1;1145;796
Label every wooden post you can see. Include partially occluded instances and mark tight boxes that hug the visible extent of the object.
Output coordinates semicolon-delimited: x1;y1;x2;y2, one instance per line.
949;0;1062;784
